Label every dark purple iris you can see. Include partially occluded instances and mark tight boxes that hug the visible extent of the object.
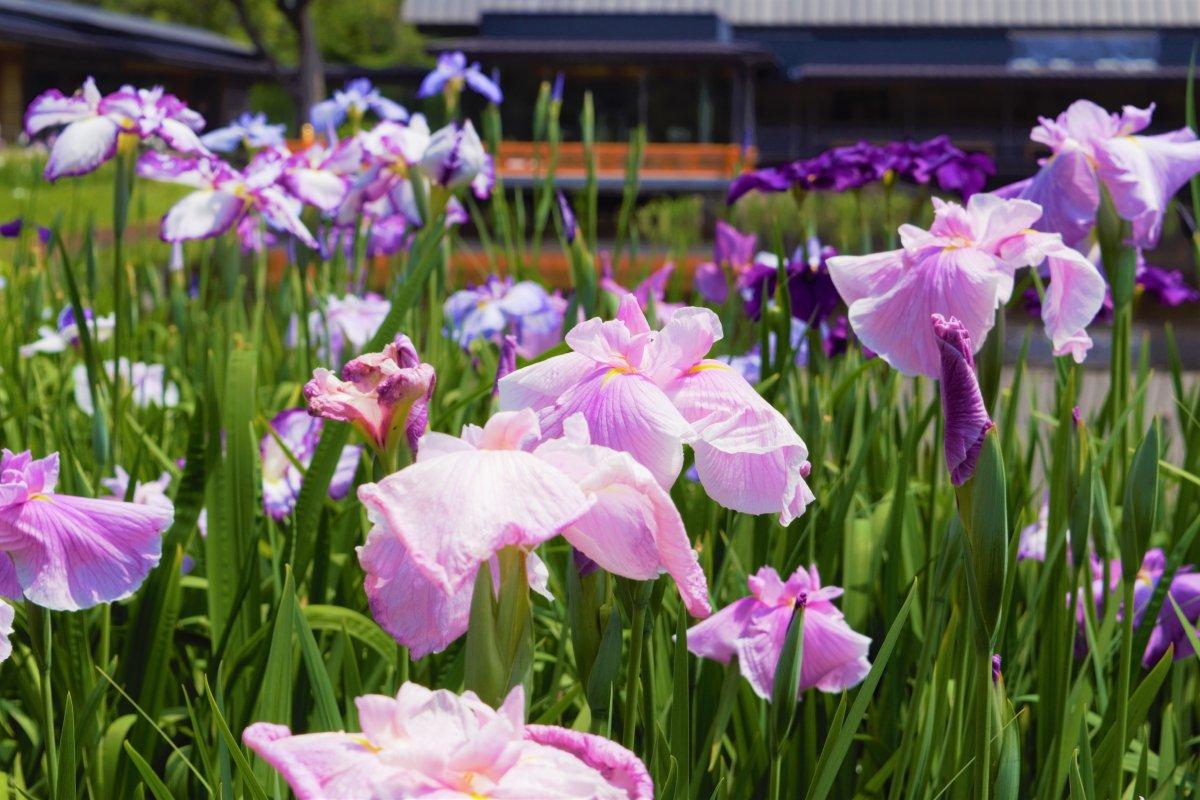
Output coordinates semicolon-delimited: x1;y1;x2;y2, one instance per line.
743;238;841;328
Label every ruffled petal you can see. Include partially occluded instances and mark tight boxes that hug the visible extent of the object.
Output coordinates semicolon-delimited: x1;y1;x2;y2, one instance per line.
664;361;813;525
358;523;473;658
0;494;170;611
356;449;592;594
283;168;349;213
535;429;710;617
733;603;794;699
524;725;654;800
243;723;388;800
686;597;757;664
641;306;723;384
24;89;94;136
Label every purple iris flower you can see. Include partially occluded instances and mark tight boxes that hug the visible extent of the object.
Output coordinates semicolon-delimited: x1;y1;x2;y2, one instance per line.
0;449;172;610
693;220;757;304
200;111;287;153
727;137;994;204
443;276;566;359
1135;259;1200;306
1085;549;1200;666
417;51;504;105
261;409;361;520
998;100;1200;248
136;151;316;248
742;238;840;326
303;293;393;367
310;78;408;133
279;135;365;213
0;219;21;238
932;314;993;486
24;77;207;181
419;120;488;189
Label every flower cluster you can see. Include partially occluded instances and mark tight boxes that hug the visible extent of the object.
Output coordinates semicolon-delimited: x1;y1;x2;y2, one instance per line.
728;135;996;205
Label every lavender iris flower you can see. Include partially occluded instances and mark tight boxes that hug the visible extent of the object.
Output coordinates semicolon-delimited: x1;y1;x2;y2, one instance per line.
310;78;408;134
261;409;361;520
201;111;287;153
444;276;566;358
417;51;504;105
136;151;316;248
72;359;180;416
742;238;840;326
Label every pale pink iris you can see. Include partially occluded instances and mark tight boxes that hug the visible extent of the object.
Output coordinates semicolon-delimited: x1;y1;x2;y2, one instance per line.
356;409;710;658
244;683;652;799
828;193;1107;377
498;295;814;525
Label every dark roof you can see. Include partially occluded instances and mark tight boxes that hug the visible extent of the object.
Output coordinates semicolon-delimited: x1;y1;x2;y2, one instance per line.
790;63;1194;80
0;0;267;74
430;37;776;65
406;0;1200;29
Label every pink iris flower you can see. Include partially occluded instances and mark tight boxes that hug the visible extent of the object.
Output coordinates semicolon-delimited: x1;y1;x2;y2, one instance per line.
687;564;871;699
828;193;1107;377
304;334;437;455
244;683;651;799
998;100;1200;249
600;256;680;324
24;77;206;181
356;409;710;658
0;450;172;611
498;295;814;525
136;151;317;248
693;220;758;305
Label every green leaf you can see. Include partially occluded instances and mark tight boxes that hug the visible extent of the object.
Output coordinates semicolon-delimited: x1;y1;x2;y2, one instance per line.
204;678;268;800
1119;421;1160;575
955;429;1009;644
302;605;398;669
122;742;176;800
56;694;75;800
1093;648;1173;773
586;606;623;713
669;610;691;799
804;581;916;800
253;569;297;728
769;607;804;750
294;599;342;732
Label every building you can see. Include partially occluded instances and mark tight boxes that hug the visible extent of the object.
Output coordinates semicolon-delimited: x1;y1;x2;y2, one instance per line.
0;0;269;141
404;0;1200;179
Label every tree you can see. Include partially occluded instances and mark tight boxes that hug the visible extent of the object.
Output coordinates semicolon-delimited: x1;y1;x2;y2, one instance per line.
228;0;325;128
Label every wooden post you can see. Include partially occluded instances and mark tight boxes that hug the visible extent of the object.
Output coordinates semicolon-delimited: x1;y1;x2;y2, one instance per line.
0;44;25;143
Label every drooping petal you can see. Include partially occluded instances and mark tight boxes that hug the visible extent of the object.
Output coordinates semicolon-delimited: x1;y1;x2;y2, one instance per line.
243;723;387;800
524;725;653;800
497;352;597;412
686;597;757;664
664;361;813;525
1008;234;1105;362
799;605;873;692
733;602;795;699
830;246;1006;378
0;494;170;611
1013;149;1100;248
465;67;504;105
358;521;473;658
160;190;245;242
1095;130;1200;249
45;116;120;181
534;426;710;617
356;449;592;594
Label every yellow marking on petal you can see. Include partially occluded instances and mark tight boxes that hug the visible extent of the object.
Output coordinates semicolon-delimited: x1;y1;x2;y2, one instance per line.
602;366;635;386
686;362;730;374
28;493;51;502
350;736;381;753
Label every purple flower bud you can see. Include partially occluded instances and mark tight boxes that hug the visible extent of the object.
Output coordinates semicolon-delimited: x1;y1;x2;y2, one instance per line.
932;314;994;486
557;190;577;244
551;72;565;104
991;653;1002;683
0;218;22;238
